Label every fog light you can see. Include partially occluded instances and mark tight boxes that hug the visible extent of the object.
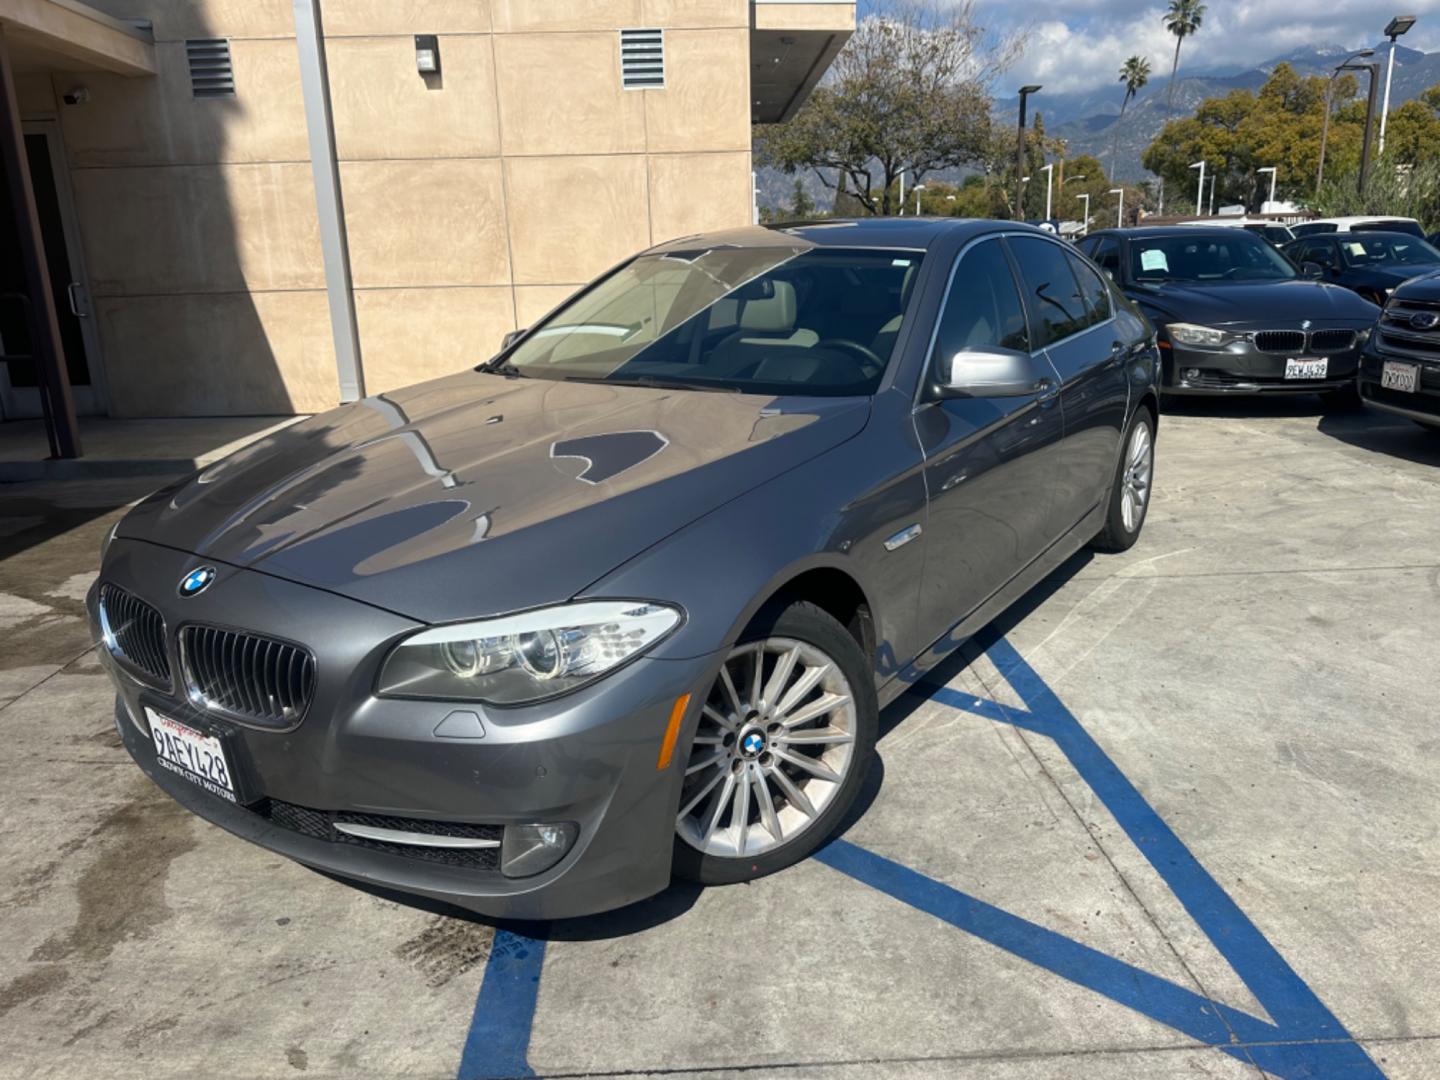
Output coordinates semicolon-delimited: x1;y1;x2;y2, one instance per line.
1184;368;1200;379
501;822;577;878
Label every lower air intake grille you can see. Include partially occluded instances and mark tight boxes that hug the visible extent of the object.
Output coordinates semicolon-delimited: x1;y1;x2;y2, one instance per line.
262;799;503;871
98;583;171;686
1253;330;1306;353
180;625;315;727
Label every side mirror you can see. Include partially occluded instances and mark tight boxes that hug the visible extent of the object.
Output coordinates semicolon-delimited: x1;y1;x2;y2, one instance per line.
935;348;1047;399
501;327;527;350
1301;262;1325;280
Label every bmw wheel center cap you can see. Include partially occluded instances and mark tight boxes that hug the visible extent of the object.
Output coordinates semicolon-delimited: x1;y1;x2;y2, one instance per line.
740;730;767;758
179;566;217;597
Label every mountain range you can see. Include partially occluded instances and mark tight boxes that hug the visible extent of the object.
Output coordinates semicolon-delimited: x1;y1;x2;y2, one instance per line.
1047;43;1440;181
756;42;1440;212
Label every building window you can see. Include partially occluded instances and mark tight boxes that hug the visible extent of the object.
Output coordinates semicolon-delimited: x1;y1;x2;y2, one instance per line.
619;29;665;90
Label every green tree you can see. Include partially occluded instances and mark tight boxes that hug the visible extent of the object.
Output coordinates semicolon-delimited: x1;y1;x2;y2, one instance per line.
789;177;815;219
1163;0;1206;111
1142;64;1365;211
1113;55;1151;169
754;0;1025;215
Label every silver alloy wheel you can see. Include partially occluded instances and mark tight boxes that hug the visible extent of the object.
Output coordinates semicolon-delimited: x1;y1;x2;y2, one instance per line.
1120;420;1153;533
676;637;856;859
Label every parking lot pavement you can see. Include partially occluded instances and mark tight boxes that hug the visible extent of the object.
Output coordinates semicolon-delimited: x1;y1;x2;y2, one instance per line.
2;401;1437;1080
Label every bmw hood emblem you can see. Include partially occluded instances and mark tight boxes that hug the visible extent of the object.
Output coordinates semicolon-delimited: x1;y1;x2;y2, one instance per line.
178;566;216;597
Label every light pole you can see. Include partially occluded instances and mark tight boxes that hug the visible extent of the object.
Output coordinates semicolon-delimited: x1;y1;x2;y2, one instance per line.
1041;162;1055;220
1318;49;1375;192
1109;187;1124;227
913;183;926;216
1189;160;1205;215
1379;15;1417;155
1016;84;1042;221
1078;192;1091;236
1256;166;1277;211
1208;172;1217;216
1063;173;1086;225
898;168;904;216
1355;60;1382;194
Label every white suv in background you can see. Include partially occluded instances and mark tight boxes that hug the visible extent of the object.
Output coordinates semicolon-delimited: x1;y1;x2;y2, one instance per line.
1290;216;1425;239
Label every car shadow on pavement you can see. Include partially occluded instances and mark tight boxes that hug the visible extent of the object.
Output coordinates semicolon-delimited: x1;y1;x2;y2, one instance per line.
1160;393;1333;420
1317;412;1440;466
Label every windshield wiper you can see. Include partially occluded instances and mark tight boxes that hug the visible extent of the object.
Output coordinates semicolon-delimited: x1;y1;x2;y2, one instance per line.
487;361;528;377
560;374;740;393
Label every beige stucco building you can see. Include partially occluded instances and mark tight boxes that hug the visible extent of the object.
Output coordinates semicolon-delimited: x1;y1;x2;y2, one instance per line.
0;0;852;425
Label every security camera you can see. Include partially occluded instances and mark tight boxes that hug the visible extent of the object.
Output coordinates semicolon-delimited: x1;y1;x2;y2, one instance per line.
62;87;90;106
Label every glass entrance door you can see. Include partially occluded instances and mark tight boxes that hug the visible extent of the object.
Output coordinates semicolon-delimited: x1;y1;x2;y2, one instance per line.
0;122;105;417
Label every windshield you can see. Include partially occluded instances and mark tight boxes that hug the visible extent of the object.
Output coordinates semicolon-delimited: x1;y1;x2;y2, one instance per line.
1129;234;1297;283
493;246;922;396
1338;234;1440;266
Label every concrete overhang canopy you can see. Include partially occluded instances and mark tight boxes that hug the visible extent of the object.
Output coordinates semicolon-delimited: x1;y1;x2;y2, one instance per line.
751;0;853;124
1;0;156;77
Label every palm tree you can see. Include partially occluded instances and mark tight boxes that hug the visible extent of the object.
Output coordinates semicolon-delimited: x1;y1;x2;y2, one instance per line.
1163;0;1206;111
1112;55;1152;171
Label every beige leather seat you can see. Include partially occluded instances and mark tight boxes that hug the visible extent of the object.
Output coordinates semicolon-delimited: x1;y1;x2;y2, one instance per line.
868;263;918;359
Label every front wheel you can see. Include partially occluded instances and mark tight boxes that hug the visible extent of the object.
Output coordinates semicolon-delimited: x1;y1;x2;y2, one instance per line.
672;600;877;886
1090;409;1155;553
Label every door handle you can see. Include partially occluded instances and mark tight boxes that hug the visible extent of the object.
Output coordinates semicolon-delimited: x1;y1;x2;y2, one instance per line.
66;283;87;318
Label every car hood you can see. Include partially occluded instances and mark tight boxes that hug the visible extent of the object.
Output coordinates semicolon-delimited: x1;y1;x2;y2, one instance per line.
1128;279;1378;327
121;372;870;623
1342;264;1440;288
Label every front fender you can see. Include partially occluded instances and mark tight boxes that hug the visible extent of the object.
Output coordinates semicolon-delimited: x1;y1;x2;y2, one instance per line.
579;389;929;691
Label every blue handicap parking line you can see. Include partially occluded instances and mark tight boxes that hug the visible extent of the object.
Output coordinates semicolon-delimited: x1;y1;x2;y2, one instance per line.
457;635;1383;1080
458;927;548;1080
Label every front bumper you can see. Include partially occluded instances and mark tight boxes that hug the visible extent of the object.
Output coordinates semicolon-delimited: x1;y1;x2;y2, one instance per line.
1162;338;1364;395
92;538;719;920
1358;351;1440;428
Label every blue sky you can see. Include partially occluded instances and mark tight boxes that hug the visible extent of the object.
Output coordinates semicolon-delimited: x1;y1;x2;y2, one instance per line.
962;0;1440;96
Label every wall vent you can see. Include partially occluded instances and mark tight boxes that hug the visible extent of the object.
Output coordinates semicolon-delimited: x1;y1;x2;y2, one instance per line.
620;28;665;90
186;39;235;97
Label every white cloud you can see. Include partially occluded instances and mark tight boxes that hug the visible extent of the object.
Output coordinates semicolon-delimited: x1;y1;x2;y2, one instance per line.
974;0;1440;95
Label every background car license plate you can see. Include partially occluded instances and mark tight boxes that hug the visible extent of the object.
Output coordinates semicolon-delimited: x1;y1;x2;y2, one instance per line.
145;707;237;803
1284;357;1328;380
1381;360;1420;393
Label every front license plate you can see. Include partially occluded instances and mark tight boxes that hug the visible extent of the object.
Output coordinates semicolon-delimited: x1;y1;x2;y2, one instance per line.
146;708;236;803
1284;357;1328;380
1381;360;1420;393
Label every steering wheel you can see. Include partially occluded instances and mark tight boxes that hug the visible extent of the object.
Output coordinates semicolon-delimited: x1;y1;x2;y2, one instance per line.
815;338;885;376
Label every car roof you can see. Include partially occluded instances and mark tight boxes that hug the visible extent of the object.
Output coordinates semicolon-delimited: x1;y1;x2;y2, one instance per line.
1085;226;1267;241
647;218;1048;255
1305;215;1419;227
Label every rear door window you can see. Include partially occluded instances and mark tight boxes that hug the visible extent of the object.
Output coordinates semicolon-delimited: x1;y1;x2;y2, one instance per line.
1006;236;1091;348
1066;251;1111;326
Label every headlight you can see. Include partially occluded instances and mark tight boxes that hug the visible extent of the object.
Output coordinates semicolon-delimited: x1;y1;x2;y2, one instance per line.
1166;322;1230;347
377;600;682;705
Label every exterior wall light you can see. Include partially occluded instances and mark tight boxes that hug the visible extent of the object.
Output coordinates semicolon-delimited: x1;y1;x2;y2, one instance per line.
415;35;440;76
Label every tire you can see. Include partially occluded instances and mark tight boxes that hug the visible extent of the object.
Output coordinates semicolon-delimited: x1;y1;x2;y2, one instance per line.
1320;383;1362;412
671;599;877;886
1090;408;1155;554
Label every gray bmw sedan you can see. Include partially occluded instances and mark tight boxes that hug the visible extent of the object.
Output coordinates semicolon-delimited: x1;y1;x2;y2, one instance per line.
90;219;1161;919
